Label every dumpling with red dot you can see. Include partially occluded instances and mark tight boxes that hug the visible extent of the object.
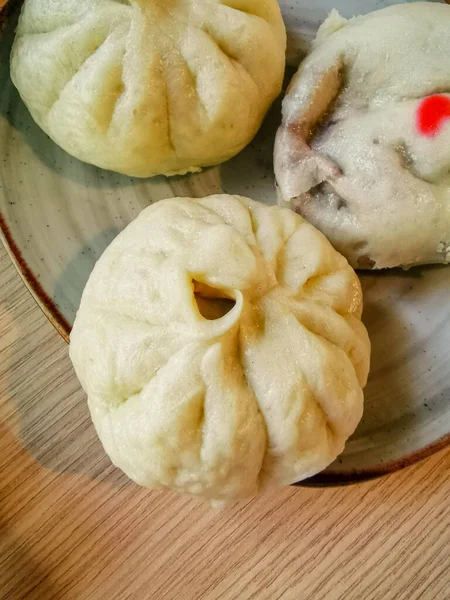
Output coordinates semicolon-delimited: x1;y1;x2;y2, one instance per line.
275;2;450;270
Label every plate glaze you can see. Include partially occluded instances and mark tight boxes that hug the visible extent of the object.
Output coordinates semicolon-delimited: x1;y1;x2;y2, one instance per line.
1;0;449;485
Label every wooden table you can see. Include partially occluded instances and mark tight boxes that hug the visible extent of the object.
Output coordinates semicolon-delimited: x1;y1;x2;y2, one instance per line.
0;243;449;600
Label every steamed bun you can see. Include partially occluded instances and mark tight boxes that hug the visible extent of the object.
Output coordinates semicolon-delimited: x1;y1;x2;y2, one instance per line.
10;0;286;177
69;195;370;502
275;3;450;270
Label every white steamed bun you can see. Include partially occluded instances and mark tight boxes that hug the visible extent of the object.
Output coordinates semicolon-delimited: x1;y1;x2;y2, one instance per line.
275;3;450;270
69;195;370;502
11;0;286;177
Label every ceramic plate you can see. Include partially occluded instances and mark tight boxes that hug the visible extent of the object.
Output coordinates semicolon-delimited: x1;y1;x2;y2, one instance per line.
1;0;449;485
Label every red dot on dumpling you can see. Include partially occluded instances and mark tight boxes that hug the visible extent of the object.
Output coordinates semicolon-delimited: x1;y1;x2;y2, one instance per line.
417;95;450;137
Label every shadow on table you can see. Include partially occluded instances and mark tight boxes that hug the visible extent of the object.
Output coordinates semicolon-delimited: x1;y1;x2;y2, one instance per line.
0;248;128;488
0;476;59;598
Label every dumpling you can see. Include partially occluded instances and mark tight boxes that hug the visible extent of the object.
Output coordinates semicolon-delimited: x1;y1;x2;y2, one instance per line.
69;195;370;503
274;3;450;270
10;0;286;177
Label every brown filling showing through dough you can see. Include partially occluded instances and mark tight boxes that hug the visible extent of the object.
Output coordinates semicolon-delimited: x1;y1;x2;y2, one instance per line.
193;280;236;320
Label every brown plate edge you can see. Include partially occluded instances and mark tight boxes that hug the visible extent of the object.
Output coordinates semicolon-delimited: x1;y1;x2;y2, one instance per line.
0;212;71;343
1;212;449;487
299;433;450;487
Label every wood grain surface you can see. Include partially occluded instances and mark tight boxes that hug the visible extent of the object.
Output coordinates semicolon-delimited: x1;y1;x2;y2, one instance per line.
0;242;449;600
